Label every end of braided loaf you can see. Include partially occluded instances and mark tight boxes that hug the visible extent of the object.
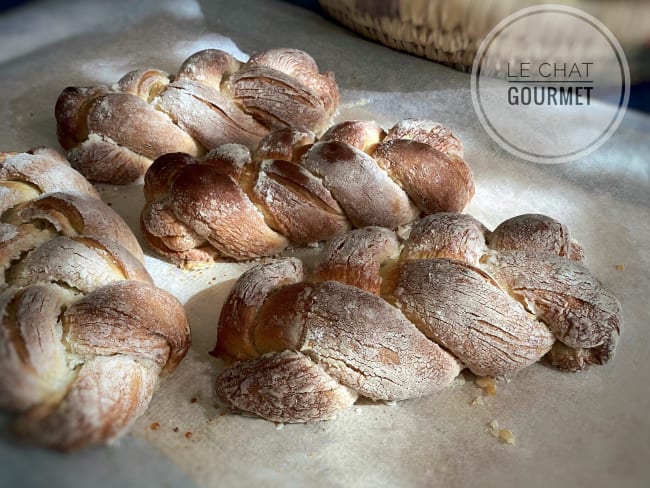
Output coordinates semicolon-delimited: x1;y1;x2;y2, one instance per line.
55;48;339;184
141;119;475;266
0;149;190;450
212;213;621;423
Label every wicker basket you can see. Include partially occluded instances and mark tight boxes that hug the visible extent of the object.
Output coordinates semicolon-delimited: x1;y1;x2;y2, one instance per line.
319;0;650;80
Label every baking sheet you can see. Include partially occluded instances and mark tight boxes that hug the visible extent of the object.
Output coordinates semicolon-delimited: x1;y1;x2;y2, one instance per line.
1;0;649;487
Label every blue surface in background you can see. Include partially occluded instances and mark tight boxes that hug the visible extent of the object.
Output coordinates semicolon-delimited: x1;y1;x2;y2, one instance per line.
0;0;24;11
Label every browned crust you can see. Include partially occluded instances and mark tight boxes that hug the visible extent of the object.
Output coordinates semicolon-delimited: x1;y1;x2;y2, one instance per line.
13;355;158;451
381;259;555;376
253;280;461;401
169;164;288;259
401;213;488;264
569;242;585;262
72;236;151;283
144;148;252;207
231;66;336;132
154;79;267;150
141;118;476;265
56;48;338;184
0;223;57;283
488;214;584;261
253;159;350;243
251;282;311;355
176;49;241;88
55;86;110;151
374;139;474;213
0;149;99;199
211;210;622;422
320;120;385;154
6;235;151;292
211;258;304;362
143;152;197;202
87;93;202;160
141;199;207;253
313;226;399;294
302;141;419;228
252;127;315;162
67;138;152;184
216;350;358;423
246;49;336;108
15;192;144;262
117;69;170;101
480;251;621;353
545;330;618;372
384;119;464;159
140;216;220;268
237;48;339;130
0;148;192;451
0;285;71;412
201;144;252;182
62;280;190;374
140;149;250;260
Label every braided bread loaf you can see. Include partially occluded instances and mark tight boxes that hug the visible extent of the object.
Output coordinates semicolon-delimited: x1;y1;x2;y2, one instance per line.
55;48;338;184
212;213;621;423
141;119;474;265
0;148;190;450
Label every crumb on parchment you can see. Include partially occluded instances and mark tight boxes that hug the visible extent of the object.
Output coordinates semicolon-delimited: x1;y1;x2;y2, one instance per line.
475;376;497;396
499;429;516;445
471;396;484;406
487;419;516;445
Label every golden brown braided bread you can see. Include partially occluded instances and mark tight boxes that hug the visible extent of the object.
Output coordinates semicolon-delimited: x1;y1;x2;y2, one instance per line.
212;213;621;423
55;48;339;183
141;119;474;265
0;148;190;450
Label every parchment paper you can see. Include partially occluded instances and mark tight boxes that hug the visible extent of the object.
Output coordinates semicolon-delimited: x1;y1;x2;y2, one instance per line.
0;1;648;487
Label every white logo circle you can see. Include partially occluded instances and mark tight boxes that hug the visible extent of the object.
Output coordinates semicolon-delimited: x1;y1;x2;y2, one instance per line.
471;5;630;164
